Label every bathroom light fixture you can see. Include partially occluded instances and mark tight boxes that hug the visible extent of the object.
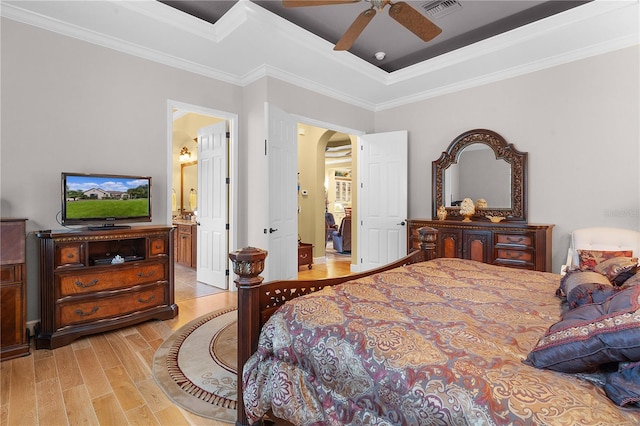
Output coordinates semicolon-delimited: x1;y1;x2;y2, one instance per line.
179;146;191;162
374;51;386;60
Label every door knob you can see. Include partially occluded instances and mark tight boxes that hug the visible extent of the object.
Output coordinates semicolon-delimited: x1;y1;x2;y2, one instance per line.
397;221;406;226
269;228;278;233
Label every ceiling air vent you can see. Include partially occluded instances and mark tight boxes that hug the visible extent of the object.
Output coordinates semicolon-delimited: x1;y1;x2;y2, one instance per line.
420;0;462;19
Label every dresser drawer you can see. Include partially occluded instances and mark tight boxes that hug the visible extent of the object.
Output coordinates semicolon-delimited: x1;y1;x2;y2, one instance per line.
0;264;22;284
495;233;533;247
57;284;167;328
55;243;87;268
495;249;533;263
58;263;166;297
177;224;193;235
495;248;534;269
149;237;168;257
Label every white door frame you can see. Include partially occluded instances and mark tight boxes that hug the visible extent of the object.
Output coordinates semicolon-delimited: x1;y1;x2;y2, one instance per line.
166;100;238;287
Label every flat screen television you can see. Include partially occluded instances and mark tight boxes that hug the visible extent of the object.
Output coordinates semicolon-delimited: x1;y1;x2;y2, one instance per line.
61;172;152;229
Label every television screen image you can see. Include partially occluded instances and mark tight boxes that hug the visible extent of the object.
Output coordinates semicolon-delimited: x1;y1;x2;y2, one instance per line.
62;172;152;227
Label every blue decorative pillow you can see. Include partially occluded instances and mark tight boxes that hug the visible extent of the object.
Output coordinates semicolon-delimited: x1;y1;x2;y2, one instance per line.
605;362;640;407
525;285;640;373
558;269;611;299
567;283;618;309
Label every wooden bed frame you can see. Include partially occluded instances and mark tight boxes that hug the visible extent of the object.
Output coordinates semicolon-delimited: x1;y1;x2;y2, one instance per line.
229;227;438;426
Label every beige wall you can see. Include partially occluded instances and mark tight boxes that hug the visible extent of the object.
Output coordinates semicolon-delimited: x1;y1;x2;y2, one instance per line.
296;124;327;255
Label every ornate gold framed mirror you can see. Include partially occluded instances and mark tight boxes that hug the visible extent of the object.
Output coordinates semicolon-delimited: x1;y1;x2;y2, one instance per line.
432;129;527;222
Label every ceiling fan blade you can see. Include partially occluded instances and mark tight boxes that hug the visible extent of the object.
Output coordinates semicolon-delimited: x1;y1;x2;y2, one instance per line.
388;1;442;42
283;0;359;7
334;8;376;51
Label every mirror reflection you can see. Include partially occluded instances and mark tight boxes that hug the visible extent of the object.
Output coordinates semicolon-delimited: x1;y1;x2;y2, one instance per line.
445;144;511;208
180;161;197;213
432;129;528;222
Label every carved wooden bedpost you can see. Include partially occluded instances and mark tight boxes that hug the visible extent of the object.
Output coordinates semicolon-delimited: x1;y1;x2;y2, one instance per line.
229;247;267;426
418;227;438;260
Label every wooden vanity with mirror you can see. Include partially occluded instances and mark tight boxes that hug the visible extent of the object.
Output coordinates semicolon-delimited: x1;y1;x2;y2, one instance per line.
173;160;198;267
408;129;554;272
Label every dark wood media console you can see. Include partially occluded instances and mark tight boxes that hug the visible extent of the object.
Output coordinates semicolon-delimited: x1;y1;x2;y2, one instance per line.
35;226;178;349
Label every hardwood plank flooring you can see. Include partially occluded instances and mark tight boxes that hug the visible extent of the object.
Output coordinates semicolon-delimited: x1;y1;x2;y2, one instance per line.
1;254;351;425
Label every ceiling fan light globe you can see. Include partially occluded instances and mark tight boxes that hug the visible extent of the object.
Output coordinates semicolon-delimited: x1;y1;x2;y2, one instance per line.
368;0;389;11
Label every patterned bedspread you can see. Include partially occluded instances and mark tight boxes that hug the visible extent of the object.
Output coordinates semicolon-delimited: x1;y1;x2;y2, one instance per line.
243;258;640;425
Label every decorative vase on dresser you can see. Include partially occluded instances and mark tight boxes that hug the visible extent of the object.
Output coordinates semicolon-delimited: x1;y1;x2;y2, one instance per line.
35;225;178;349
1;218;30;360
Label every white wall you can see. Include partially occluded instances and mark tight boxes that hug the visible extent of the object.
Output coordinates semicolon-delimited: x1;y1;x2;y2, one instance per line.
375;46;640;272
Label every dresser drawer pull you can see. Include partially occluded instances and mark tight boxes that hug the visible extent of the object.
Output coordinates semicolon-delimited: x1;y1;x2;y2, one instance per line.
138;294;156;304
76;306;99;317
75;279;99;288
137;270;156;278
67;253;75;259
299;253;308;259
506;236;524;243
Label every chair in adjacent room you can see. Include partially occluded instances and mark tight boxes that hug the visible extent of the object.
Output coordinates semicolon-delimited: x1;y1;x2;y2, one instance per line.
326;212;338;243
332;216;352;253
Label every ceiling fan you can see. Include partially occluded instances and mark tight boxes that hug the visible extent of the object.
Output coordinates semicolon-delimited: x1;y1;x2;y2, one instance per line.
282;0;442;51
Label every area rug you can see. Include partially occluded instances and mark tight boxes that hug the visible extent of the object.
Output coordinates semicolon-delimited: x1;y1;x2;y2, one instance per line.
153;308;238;423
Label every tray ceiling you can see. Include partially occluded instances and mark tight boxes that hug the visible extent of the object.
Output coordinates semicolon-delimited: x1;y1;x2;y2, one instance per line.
2;0;637;110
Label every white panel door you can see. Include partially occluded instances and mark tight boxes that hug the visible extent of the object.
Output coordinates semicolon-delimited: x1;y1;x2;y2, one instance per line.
196;121;228;289
358;130;408;271
264;103;298;281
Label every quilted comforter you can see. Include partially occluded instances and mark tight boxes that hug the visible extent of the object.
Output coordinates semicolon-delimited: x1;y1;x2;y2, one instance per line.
243;258;640;425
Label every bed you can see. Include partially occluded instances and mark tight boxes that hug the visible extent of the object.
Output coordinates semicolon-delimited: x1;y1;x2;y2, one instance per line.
230;227;640;425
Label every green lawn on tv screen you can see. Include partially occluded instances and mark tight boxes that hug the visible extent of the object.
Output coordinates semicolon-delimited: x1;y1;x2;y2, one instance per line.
66;199;149;219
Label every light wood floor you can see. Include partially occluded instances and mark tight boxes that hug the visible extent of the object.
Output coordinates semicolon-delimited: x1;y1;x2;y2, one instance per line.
0;253;351;426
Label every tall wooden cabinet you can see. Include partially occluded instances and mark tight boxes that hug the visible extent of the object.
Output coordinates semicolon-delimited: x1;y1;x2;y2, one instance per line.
1;218;30;360
35;226;178;349
408;219;554;272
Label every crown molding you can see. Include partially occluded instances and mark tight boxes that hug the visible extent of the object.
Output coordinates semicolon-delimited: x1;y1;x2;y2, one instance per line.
0;0;245;85
1;0;637;112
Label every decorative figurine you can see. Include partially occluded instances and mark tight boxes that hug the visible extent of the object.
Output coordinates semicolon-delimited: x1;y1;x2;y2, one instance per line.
460;198;475;222
437;205;447;221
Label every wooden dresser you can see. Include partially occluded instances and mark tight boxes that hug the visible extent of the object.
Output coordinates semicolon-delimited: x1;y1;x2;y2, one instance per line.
1;218;30;360
35;226;178;349
408;219;554;272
